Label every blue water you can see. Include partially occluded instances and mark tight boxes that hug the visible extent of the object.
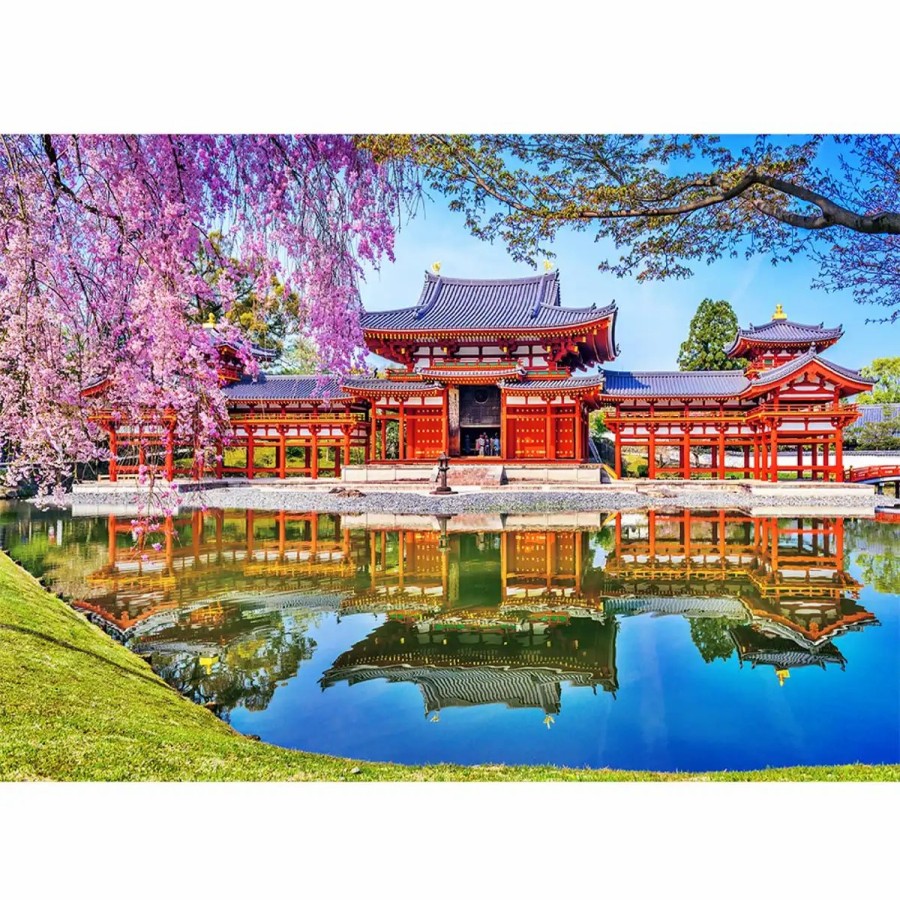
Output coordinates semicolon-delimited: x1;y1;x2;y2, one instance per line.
2;504;897;771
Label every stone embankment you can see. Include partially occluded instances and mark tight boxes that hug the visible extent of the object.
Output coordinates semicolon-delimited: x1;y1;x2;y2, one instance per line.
58;477;880;516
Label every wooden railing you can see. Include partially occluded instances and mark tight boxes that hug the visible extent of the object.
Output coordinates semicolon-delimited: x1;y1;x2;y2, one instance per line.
845;465;900;482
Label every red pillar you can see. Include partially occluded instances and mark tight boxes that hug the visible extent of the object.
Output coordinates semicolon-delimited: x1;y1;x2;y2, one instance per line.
545;402;555;460
718;432;726;480
334;446;342;477
835;429;844;481
648;428;657;479
247;430;255;479
770;428;778;482
343;427;352;467
311;427;319;479
108;425;118;482
278;429;287;479
164;422;175;481
574;400;583;461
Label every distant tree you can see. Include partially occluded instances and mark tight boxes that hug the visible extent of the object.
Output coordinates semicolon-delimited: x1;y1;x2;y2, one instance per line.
677;299;746;371
275;337;325;375
689;617;736;663
196;233;300;363
845;409;900;450
856;357;900;404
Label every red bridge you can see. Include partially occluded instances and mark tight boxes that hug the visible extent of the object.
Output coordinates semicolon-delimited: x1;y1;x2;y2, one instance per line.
844;465;900;484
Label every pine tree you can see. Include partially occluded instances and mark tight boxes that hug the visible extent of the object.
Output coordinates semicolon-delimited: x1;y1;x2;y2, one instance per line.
677;299;746;371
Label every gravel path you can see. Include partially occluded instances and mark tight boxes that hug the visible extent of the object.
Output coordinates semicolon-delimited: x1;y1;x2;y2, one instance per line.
58;485;881;514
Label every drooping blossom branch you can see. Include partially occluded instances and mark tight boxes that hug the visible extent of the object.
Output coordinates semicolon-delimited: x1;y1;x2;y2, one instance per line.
0;134;413;494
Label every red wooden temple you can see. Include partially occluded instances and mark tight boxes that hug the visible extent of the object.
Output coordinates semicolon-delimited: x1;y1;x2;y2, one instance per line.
85;272;875;481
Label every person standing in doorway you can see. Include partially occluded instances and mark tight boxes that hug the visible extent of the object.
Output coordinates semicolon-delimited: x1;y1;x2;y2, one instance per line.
475;434;484;456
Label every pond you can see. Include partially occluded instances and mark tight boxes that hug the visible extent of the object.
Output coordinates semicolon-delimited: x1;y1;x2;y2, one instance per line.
1;503;898;772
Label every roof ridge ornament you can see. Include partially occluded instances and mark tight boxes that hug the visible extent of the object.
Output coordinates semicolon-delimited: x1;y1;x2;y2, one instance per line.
772;304;787;320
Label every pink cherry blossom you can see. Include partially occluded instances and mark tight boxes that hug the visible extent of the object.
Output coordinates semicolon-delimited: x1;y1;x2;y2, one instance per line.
0;135;412;494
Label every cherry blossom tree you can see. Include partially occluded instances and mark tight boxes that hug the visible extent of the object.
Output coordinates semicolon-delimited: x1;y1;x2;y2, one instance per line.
0;135;412;493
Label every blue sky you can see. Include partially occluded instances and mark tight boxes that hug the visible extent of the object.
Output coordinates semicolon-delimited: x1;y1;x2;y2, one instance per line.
358;161;896;373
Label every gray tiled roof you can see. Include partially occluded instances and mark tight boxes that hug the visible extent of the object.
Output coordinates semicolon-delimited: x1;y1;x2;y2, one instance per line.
222;375;345;401
601;370;749;397
341;378;443;394
855;403;900;427
726;319;843;354
503;375;606;392
361;271;616;332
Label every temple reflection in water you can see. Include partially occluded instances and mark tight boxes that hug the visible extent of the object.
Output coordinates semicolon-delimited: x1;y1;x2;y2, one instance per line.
30;507;878;718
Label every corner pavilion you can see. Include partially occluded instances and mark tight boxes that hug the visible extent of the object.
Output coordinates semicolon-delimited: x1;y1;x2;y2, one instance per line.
87;270;875;482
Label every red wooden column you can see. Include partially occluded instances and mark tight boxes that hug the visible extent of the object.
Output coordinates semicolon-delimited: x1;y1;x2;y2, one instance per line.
648;426;657;479
813;441;820;480
443;391;451;455
743;444;750;479
334;446;342;477
682;429;691;478
278;428;287;479
310;426;320;479
398;399;406;460
343;426;352;467
247;430;255;479
500;392;508;459
717;430;726;480
215;441;224;479
574;399;583;461
770;427;779;482
369;408;378;460
613;425;622;478
164;422;175;481
545;400;554;460
835;428;844;481
108;425;118;482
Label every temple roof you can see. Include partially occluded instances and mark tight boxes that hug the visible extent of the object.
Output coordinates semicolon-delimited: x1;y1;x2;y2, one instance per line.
601;370;749;398
726;319;843;357
502;374;607;394
855;403;900;428
361;271;617;334
748;350;876;390
221;374;346;401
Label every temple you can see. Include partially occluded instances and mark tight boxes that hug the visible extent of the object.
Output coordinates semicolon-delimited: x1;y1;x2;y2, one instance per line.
85;272;875;481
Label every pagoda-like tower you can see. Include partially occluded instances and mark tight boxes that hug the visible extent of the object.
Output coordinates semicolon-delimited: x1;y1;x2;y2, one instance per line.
725;304;844;375
345;270;617;462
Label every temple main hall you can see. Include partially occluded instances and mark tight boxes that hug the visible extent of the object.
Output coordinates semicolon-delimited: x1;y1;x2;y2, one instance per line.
88;269;876;482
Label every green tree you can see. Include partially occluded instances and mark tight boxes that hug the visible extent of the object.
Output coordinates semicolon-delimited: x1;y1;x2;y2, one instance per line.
196;233;301;363
677;299;746;371
689;617;736;664
275;337;325;375
845;410;900;450
857;358;900;404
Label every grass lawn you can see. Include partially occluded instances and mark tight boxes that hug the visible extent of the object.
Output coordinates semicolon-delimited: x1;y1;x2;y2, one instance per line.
1;551;897;782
